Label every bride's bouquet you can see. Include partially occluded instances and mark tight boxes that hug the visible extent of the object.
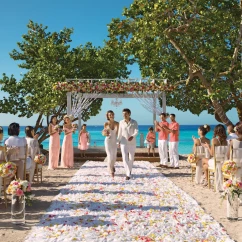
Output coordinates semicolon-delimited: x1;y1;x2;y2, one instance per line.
102;128;110;137
72;123;78;133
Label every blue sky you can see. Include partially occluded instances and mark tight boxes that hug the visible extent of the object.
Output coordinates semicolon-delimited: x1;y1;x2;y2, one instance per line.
0;0;238;126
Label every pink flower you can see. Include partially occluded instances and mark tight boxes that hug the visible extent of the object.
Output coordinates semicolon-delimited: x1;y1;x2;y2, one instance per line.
27;185;31;192
16;188;24;196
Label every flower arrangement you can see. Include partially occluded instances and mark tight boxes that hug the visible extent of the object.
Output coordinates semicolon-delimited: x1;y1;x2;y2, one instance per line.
0;162;17;178
54;124;60;130
102;129;110;137
6;179;32;205
221;178;242;200
222;160;238;176
187;153;199;163
53;80;173;93
34;154;46;165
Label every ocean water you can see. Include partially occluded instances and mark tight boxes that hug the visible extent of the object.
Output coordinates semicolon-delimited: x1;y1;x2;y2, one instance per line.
1;125;216;154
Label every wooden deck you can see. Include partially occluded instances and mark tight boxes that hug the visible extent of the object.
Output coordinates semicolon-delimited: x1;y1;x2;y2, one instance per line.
74;147;160;162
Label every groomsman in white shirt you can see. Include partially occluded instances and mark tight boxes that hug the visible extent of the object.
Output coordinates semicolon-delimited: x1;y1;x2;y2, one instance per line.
117;108;139;180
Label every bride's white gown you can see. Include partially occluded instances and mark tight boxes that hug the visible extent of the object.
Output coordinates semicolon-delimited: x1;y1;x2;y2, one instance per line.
104;125;117;173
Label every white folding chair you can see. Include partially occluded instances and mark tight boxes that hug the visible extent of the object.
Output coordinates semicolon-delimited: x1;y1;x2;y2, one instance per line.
208;145;228;192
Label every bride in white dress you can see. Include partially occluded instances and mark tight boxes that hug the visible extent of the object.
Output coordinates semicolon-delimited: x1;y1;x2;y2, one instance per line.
103;110;119;178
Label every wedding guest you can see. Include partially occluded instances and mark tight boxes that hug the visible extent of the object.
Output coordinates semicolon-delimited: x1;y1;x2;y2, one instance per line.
117;108;138;180
61;115;74;168
167;114;180;169
103;110;119;178
226;124;238;142
202;124;227;188
146;126;155;157
0;126;4;160
5;123;26;180
25;126;40;182
154;113;169;168
227;122;242;180
78;124;90;157
192;124;211;184
48;115;60;170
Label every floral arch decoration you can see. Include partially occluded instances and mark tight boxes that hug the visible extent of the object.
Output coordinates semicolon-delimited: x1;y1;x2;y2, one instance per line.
53;78;170;93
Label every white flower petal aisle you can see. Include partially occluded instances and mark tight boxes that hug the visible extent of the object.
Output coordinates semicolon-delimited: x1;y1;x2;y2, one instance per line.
25;161;233;242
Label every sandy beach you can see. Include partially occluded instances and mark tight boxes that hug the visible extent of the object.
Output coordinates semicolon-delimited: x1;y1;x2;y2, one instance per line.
0;156;241;242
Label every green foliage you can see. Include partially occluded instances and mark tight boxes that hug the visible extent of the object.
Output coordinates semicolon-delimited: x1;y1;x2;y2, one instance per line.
108;0;242;121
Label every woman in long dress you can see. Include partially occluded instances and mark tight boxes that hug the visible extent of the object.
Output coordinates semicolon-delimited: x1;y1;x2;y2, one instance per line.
48;115;60;170
103;110;119;178
78;124;89;157
61;115;74;168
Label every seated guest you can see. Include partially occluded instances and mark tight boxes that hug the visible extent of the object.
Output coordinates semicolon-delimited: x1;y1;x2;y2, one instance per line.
5;123;26;180
202;124;228;189
0;126;5;162
226;124;238;142
192;125;211;184
227;122;242;180
25;126;40;182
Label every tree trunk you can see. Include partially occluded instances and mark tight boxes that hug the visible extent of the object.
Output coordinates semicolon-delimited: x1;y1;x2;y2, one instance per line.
236;101;242;122
197;72;233;126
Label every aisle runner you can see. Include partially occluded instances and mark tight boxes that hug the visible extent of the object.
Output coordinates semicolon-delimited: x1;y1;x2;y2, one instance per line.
25;161;233;242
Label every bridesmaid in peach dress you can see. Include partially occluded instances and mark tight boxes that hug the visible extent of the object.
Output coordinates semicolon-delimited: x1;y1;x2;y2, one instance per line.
48;116;60;170
78;124;90;157
61;115;74;168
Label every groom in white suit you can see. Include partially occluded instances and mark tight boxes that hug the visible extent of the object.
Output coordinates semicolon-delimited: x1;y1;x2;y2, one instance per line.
117;108;138;180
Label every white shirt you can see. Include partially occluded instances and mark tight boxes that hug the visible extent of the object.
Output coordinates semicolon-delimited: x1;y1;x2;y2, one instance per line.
5;136;27;147
117;119;138;145
227;133;238;141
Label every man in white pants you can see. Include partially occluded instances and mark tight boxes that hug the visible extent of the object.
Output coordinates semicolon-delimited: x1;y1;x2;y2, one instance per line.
117;108;138;180
167;114;180;169
154;113;169;168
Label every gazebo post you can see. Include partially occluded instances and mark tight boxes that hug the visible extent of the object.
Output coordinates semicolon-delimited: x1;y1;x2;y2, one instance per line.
78;112;82;138
67;92;72;115
162;92;166;113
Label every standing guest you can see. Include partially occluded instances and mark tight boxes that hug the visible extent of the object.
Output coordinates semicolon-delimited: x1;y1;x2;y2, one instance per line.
103;110;119;178
192;125;211;184
226;124;238;142
117;108;138;180
4;123;26;180
167;114;180;169
154;113;169;168
61;115;74;168
25;126;40;182
78;124;90;157
48;115;60;170
146;126;155;157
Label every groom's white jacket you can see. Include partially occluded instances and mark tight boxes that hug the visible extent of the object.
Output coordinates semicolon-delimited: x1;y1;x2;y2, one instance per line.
117;119;139;145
